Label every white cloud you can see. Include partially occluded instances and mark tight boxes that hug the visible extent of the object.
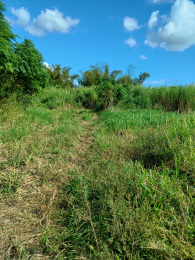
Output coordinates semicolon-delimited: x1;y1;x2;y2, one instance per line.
148;11;159;29
123;17;141;31
11;7;30;26
10;7;80;37
140;55;148;59
25;23;45;37
124;37;137;47
145;0;195;51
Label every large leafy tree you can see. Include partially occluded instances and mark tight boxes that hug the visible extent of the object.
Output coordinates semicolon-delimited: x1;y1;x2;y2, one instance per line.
117;75;133;85
0;1;21;95
78;63;122;87
44;64;79;88
0;1;50;98
133;72;150;85
14;38;50;94
78;64;103;87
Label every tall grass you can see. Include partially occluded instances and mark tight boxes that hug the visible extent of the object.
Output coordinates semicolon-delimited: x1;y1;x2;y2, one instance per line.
98;108;182;132
148;84;195;112
1;84;195;259
16;83;195;113
51;108;195;259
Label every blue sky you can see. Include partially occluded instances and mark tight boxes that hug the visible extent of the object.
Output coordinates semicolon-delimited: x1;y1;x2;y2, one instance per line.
3;0;195;86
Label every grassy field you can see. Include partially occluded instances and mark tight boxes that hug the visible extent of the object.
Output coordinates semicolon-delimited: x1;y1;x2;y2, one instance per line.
0;86;195;259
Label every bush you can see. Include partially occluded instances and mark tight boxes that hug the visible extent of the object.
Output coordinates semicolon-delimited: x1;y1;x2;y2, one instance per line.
95;77;116;111
75;87;98;109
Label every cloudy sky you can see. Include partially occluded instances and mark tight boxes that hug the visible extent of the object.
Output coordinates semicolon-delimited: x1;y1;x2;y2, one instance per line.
3;0;195;86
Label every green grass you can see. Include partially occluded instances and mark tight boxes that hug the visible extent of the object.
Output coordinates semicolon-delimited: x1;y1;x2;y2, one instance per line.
1;85;195;259
98;108;184;132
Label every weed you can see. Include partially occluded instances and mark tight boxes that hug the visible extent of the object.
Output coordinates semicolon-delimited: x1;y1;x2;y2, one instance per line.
1;84;195;259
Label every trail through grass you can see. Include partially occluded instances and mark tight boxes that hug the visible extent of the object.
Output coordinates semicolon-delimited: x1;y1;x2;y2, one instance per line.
0;98;96;259
1;89;195;259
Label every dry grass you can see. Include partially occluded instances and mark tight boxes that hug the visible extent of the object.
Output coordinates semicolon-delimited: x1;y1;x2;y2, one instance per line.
0;100;96;259
1;89;195;259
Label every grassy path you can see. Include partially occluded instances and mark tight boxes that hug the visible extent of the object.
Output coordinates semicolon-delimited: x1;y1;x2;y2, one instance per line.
0;103;97;259
1;96;195;259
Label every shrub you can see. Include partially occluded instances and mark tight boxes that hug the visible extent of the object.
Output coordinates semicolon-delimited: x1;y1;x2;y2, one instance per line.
95;77;116;111
75;87;98;109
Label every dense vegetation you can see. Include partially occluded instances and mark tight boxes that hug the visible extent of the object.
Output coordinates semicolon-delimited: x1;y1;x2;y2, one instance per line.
1;85;195;259
1;1;195;259
0;2;150;101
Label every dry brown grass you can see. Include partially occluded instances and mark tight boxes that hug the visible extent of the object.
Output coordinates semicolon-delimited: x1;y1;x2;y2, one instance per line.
0;104;96;259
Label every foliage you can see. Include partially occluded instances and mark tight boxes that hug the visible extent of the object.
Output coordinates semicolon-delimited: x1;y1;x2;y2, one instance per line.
117;75;133;84
149;84;195;112
44;64;79;89
1;37;50;97
79;63;123;87
133;72;150;85
0;2;50;98
78;63;105;87
75;87;98;109
1;86;195;259
78;63;150;87
37;82;195;113
13;39;50;94
0;1;21;97
0;1;20;71
109;69;122;84
95;77;117;110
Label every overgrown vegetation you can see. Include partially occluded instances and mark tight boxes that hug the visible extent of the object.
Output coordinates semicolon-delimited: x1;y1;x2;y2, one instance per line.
0;2;50;99
78;63;150;87
43;64;79;89
1;1;195;259
1;85;195;259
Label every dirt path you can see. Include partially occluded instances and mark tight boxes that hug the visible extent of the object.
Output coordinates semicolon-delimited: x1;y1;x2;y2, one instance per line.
0;110;97;259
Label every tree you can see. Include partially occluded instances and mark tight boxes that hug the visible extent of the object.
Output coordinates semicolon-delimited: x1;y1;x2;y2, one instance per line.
78;64;104;87
117;75;133;85
0;1;21;97
126;64;137;78
79;63;122;87
116;64;137;85
0;2;49;98
110;70;122;83
13;38;50;94
133;72;150;85
44;64;79;88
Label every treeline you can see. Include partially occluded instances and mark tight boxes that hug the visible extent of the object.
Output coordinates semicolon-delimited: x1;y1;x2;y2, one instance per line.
1;0;195;113
78;63;150;87
0;0;150;100
43;83;195;112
